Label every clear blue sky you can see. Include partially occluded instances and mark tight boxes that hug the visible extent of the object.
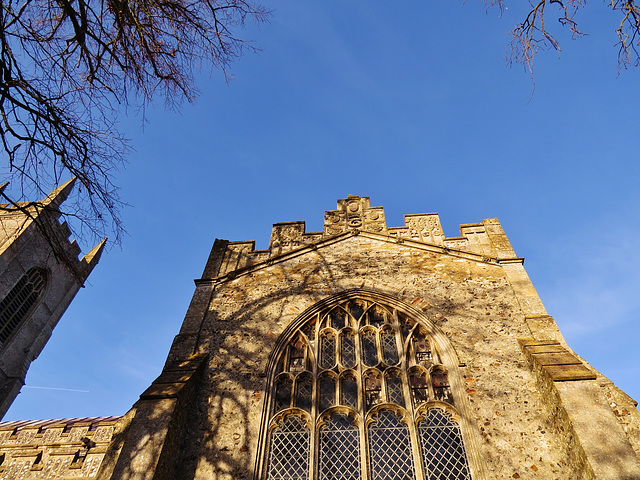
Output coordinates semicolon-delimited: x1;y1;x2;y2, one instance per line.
5;1;640;420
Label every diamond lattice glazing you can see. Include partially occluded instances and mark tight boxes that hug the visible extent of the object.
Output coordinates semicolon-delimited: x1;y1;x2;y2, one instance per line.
319;414;362;480
418;410;471;480
267;416;310;480
368;411;416;480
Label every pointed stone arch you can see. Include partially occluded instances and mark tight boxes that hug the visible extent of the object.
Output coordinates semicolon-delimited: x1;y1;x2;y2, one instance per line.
254;288;485;480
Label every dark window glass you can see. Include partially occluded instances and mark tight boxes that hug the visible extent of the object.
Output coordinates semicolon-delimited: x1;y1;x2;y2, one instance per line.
318;374;336;412
413;331;432;366
365;371;382;409
348;301;365;322
289;338;306;373
319;414;361;480
330;308;347;330
409;372;429;405
340;331;356;368
295;374;313;412
386;372;404;407
381;330;399;365
274;376;293;412
368;306;386;327
320;334;336;370
361;331;378;367
340;374;358;409
432;371;453;404
0;268;47;344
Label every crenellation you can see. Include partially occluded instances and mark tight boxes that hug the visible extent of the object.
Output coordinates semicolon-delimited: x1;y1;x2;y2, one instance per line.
0;418;119;479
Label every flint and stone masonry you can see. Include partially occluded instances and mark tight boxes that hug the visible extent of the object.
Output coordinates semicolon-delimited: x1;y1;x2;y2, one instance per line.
2;195;638;479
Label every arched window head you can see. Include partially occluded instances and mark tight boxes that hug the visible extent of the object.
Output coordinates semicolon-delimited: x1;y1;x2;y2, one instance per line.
0;268;48;345
262;295;473;480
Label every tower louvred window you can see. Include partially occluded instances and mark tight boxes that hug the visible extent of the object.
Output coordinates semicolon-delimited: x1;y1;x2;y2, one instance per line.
263;296;473;480
0;268;47;345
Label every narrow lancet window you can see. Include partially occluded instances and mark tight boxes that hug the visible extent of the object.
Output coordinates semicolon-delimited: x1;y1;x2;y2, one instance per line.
340;373;358;409
386;371;404;407
364;370;382;409
274;376;293;413
319;374;336;412
320;332;336;370
340;330;356;368
361;330;378;367
381;329;399;365
0;268;47;344
295;374;313;412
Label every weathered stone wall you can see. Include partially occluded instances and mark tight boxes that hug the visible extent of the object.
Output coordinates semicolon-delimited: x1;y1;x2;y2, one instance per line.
0;417;120;479
102;196;640;480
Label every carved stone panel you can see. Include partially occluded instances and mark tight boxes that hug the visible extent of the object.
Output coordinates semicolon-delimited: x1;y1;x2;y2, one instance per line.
323;196;387;236
270;222;306;256
404;214;445;246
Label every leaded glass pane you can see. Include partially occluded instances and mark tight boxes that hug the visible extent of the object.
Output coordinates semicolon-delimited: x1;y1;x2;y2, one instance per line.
410;372;429;405
274;376;293;412
386;373;404;407
340;374;358;409
289;338;306;373
368;306;386;327
381;330;399;365
295;375;312;412
267;416;310;480
433;371;453;404
413;332;432;367
368;410;416;480
319;414;361;480
340;331;356;368
365;371;382;409
418;410;471;480
348;301;365;322
330;308;347;330
319;375;336;412
361;331;378;367
320;335;336;370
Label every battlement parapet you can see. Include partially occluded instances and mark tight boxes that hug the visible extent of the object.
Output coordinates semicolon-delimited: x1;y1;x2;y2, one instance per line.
204;195;518;278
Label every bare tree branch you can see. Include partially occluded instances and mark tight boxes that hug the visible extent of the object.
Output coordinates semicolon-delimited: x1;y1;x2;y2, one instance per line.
1;0;268;248
488;1;640;74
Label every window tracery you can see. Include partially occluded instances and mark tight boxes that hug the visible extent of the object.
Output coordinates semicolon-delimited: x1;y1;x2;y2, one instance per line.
0;268;48;345
262;297;472;480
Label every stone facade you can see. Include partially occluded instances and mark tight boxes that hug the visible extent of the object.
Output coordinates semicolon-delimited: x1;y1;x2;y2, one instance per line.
92;195;640;480
0;417;120;479
0;180;105;417
25;195;640;479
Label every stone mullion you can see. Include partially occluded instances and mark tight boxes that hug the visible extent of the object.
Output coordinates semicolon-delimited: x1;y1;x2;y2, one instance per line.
310;315;320;480
397;308;427;480
355;311;369;480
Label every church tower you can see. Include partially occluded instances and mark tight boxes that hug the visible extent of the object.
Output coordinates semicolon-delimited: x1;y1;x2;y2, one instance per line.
0;179;105;418
99;196;640;480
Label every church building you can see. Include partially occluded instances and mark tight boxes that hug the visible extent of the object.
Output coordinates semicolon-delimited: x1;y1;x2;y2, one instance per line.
1;195;639;479
0;179;105;418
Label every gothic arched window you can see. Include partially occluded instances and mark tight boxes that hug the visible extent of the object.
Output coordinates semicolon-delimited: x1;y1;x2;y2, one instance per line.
261;296;473;480
0;268;48;345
